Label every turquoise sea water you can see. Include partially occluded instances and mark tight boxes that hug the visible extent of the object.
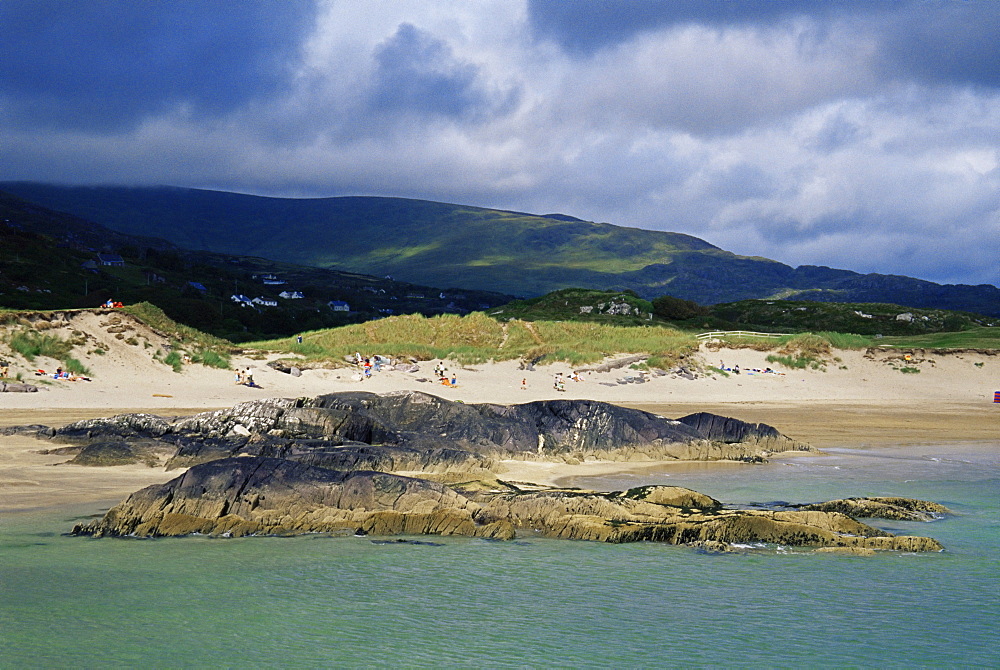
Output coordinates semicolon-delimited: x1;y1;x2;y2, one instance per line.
2;442;998;668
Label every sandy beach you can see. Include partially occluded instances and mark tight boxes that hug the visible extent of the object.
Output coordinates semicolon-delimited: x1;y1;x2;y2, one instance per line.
2;312;997;512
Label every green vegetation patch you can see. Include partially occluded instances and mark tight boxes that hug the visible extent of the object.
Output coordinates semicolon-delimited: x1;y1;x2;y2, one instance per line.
877;327;1000;350
491;288;655;327
246;311;698;369
8;329;74;362
707;299;994;337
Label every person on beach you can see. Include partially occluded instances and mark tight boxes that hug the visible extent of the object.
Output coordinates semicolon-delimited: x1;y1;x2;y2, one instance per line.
521;378;527;390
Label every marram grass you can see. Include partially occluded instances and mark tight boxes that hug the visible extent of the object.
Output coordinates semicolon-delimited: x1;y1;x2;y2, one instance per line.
244;312;699;368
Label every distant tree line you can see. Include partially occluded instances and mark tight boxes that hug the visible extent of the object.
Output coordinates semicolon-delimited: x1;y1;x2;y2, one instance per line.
651;294;710;320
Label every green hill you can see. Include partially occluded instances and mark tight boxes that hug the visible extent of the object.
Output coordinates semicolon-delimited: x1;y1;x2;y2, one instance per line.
3;182;999;315
0;192;510;341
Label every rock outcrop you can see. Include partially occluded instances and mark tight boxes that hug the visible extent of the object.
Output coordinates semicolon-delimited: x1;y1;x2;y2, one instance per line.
75;457;514;540
72;458;945;552
35;391;814;472
798;497;950;521
0;381;38;392
53;392;945;552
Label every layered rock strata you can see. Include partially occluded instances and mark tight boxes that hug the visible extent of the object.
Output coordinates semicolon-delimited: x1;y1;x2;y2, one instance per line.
73;458;944;552
19;390;813;471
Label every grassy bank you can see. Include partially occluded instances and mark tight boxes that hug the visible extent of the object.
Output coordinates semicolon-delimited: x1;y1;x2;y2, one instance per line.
244;312;699;368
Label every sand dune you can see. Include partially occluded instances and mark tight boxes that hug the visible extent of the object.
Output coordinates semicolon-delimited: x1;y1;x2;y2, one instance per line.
2;309;996;411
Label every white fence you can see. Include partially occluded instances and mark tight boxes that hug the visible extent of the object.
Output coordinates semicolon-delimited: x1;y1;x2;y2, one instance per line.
696;330;783;340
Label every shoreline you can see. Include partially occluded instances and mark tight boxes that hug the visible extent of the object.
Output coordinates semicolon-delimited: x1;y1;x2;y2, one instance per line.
2;335;997;514
3;399;996;515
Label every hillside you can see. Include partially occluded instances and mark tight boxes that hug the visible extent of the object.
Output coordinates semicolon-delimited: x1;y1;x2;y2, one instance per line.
3;182;999;315
703;299;997;336
0;192;510;341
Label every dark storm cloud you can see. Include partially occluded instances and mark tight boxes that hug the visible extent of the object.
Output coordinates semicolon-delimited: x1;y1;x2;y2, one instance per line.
877;2;1000;89
526;0;869;56
369;23;520;121
528;0;1000;91
0;0;318;132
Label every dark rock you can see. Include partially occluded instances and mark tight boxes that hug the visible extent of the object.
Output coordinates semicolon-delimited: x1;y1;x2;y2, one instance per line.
2;424;55;438
73;457;945;552
53;413;173;441
73;456;514;540
0;382;39;392
14;391;815;474
69;442;141;466
677;412;799;449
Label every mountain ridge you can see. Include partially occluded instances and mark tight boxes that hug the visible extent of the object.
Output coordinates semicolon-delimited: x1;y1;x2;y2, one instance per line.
2;182;998;315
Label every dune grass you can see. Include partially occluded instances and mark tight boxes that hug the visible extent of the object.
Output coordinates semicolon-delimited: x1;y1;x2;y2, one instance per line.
244;312;699;368
7;328;92;375
62;357;90;376
123;302;234;369
8;329;75;362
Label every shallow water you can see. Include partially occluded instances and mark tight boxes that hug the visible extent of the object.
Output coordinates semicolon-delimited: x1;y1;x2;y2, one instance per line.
2;442;998;668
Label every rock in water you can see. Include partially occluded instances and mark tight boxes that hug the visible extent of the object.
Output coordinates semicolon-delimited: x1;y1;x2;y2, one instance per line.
798;497;950;521
73;458;945;552
73;457;514;540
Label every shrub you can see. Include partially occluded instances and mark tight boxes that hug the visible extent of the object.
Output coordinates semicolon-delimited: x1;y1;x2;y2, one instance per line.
652;294;708;320
8;329;74;362
163;350;183;373
62;357;90;376
766;353;824;370
192;349;230;369
817;331;873;349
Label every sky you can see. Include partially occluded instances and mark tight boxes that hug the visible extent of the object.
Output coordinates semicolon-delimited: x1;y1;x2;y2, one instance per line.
2;0;999;287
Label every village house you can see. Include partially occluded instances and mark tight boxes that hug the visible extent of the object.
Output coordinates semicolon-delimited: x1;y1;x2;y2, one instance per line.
230;294;253;307
252;296;278;307
278;290;304;299
97;253;125;267
328;300;350;312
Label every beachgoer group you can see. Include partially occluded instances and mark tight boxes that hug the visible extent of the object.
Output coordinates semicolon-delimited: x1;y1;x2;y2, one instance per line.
352;353;394;382
235;367;258;387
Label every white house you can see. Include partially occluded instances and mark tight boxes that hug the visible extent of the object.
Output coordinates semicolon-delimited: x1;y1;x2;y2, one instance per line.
328;300;350;312
279;290;304;299
97;253;125;267
252;296;278;307
230;294;253;307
